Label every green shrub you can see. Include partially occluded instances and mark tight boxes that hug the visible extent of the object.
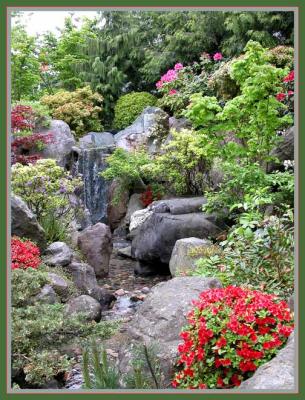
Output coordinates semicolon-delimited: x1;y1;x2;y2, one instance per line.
113;92;157;130
41;86;103;137
12;159;82;221
267;45;294;69
12;267;120;386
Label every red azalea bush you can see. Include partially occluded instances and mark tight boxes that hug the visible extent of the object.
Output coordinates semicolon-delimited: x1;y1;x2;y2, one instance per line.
11;236;41;270
172;286;294;389
275;69;294;114
140;185;162;207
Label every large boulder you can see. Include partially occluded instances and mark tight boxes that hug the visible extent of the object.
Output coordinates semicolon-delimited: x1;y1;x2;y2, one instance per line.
107;180;129;231
39;120;76;167
35;284;59;304
169;237;213;277
118;277;222;386
239;332;295;390
149;197;207;215
79;132;115;149
11;195;47;250
65;295;102;322
114;107;169;153
131;211;222;269
44;242;73;266
65;262;98;293
77;223;112;278
267;126;294;173
47;272;69;301
124;193;144;225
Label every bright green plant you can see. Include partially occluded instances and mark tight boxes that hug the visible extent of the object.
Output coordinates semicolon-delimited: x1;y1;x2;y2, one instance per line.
145;129;212;195
101;148;151;204
82;342;120;389
11;159;82;221
39;212;68;244
41;86;103;137
114;92;157;130
185;41;293;166
193;210;294;299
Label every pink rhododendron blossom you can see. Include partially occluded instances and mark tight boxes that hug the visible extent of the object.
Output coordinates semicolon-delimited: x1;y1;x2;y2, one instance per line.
283;70;294;83
288;90;294;96
174;63;183;71
213;52;223;61
169;89;177;95
156;80;163;89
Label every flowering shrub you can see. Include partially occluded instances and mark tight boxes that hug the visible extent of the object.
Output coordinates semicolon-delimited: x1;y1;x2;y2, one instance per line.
172;286;294;389
275;70;294;116
11;236;41;270
11;105;35;133
140;185;163;207
11;132;53;165
12;159;82;220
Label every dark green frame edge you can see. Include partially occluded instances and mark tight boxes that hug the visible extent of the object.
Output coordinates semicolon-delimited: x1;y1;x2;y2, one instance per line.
0;0;303;399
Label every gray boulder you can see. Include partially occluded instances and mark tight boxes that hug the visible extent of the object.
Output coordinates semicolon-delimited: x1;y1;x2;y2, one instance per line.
35;284;59;304
47;272;69;300
125;193;144;225
169;237;213;277
11;195;47;250
65;262;98;293
79;132;115;149
44;242;73;266
114;107;169;153
65;295;102;322
118;277;222;386
169;117;192;132
149;197;207;215
77;223;112;278
39;120;76;167
239;332;295;390
267;126;294;173
131;212;222;268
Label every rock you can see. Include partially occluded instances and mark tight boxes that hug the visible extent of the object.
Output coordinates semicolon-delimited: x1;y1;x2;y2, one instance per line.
169;117;192;132
239;332;295;390
169;237;213;277
115;289;125;297
39;120;76;167
129;208;152;233
131;212;222;268
107;180;129;230
44;242;73;266
35;284;59;304
87;286;116;310
141;287;150;294
117;246;132;258
118;277;222;386
149;197;207;215
11;195;47;250
77;223;112;278
79;132;115;149
288;293;294;312
47;272;69;300
65;295;102;322
267;127;294;173
65;262;98;293
125;194;144;225
114;107;169;153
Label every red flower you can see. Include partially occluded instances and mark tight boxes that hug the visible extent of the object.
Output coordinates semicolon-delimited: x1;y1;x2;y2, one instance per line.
198;383;207;389
239;360;257;372
276;92;286;102
217;377;224;387
231;374;241;386
11;236;41;270
283;70;294;82
215;337;227;348
288;90;294;96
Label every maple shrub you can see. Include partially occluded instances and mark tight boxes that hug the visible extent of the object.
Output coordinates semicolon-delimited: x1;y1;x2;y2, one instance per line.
172;286;294;389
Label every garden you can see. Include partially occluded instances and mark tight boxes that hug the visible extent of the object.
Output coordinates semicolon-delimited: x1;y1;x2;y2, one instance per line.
10;10;295;391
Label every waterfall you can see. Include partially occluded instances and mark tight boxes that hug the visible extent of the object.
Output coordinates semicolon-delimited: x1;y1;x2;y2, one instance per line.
75;145;114;225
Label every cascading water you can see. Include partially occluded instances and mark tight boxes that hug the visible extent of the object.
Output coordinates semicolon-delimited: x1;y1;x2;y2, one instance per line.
74;145;114;225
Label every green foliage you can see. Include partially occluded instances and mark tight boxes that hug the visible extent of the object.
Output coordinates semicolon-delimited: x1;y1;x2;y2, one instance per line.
101;148;151;203
186;41;293;165
39;212;68;244
41;86;103;137
12;267;120;386
114;92;157;130
267;45;294;69
12;159;82;220
146;129;212;195
82;342;119;389
193;210;294;299
208;57;241;99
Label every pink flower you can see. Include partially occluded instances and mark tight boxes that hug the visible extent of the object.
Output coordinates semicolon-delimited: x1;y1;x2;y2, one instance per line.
156;80;163;89
169;89;177;95
213;52;223;61
288;90;294;96
276;92;286;102
174;63;183;71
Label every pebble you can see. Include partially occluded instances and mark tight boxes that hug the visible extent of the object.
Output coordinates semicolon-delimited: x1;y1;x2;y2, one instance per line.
114;288;125;296
141;286;150;294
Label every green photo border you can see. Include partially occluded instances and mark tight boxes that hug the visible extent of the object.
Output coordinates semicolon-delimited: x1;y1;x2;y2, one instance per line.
0;1;303;399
